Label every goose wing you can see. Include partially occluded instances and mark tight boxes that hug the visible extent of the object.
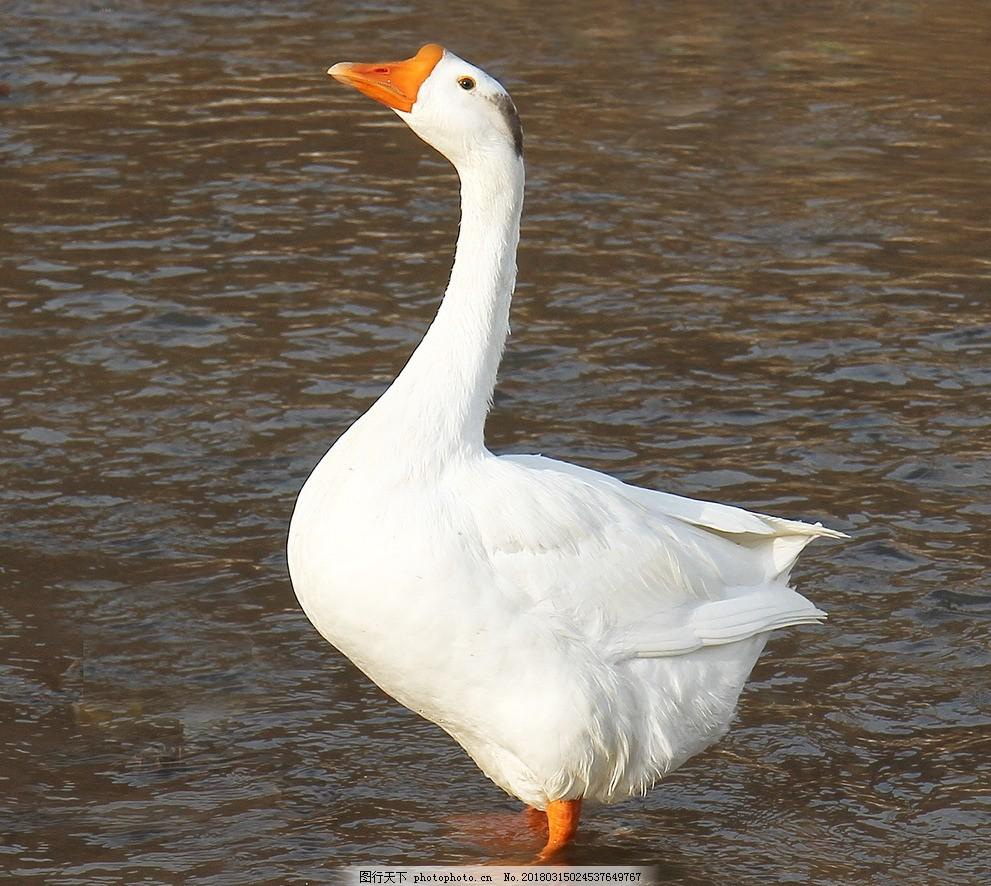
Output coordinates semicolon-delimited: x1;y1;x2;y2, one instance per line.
459;452;844;658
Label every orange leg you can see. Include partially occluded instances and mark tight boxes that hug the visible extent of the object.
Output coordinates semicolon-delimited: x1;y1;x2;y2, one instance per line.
538;798;582;859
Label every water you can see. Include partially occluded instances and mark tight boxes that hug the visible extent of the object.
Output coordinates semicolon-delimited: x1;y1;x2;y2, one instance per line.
2;1;989;882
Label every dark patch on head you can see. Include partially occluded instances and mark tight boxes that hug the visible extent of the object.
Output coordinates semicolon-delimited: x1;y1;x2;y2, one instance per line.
489;92;524;158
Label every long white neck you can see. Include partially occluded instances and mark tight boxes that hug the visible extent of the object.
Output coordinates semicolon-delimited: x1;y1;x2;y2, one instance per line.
364;149;525;465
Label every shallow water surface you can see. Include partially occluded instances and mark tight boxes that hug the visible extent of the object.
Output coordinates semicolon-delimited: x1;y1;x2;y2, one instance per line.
2;1;990;883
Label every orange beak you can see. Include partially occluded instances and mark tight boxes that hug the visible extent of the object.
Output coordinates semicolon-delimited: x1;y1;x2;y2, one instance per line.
328;44;445;113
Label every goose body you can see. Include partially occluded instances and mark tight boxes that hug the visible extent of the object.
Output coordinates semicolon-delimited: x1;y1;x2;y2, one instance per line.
288;44;844;853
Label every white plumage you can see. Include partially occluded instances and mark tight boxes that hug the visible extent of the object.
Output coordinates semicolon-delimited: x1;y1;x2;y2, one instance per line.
289;44;844;844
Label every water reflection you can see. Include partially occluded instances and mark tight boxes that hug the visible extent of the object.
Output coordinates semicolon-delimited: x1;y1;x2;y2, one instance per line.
1;0;989;882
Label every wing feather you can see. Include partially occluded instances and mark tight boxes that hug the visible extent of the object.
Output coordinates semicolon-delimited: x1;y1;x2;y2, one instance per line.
453;452;843;658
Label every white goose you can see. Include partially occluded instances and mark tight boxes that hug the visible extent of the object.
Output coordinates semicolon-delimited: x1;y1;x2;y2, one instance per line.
288;44;845;858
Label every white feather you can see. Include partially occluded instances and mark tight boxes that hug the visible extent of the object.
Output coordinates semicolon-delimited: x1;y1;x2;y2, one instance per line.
289;46;846;810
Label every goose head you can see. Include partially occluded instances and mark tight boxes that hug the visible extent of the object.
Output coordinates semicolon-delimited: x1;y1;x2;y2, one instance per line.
328;44;523;170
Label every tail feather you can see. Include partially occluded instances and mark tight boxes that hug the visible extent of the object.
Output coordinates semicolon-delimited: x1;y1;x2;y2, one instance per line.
615;586;826;660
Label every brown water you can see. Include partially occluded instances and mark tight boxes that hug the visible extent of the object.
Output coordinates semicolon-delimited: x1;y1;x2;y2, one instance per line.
2;1;990;882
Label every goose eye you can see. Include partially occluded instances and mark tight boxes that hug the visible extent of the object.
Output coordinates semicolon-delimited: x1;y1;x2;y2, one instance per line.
458;76;475;91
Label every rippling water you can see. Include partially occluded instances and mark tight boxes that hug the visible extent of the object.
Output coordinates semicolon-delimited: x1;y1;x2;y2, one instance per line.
2;1;989;882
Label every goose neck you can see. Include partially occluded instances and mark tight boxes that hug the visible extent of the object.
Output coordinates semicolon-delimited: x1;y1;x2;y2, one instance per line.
371;153;525;466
